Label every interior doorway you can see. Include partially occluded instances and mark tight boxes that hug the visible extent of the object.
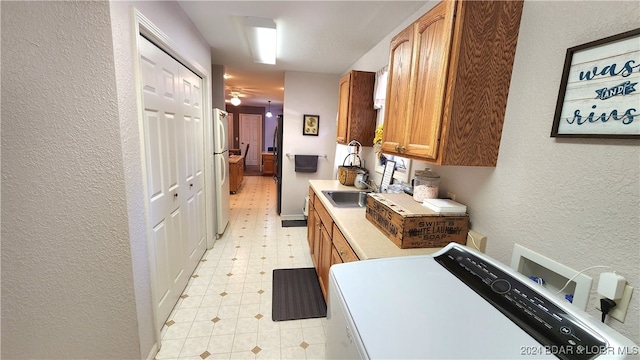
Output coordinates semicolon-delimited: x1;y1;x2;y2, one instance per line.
239;113;262;171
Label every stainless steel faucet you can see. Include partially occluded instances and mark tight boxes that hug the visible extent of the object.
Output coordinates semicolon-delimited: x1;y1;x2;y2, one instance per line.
357;178;379;193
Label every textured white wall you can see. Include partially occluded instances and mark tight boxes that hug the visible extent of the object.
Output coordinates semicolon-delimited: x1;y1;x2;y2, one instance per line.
1;1;212;358
432;1;639;342
346;0;639;343
0;3;3;355
109;1;213;357
1;2;140;358
282;72;340;218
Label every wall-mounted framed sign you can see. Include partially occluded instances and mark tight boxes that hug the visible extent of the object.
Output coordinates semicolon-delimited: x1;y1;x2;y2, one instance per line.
551;28;639;139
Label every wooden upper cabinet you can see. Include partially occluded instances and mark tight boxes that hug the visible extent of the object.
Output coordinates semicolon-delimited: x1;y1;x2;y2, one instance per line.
382;25;414;155
336;70;377;145
382;0;524;166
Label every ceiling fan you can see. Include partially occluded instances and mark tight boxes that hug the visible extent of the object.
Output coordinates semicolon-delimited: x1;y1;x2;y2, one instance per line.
225;86;273;106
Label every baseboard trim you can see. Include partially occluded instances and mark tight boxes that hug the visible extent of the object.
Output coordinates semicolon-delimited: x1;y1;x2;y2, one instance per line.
145;343;158;360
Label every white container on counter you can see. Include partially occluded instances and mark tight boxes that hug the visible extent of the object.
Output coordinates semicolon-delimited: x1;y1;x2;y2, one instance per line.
412;168;440;202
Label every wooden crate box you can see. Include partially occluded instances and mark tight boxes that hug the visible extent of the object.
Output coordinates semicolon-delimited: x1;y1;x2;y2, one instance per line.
365;193;469;249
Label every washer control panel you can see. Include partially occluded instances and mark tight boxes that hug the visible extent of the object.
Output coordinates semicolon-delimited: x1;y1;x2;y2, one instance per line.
435;246;606;360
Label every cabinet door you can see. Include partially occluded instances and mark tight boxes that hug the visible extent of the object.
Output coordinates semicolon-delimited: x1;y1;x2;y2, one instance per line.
318;224;332;300
331;246;343;266
382;1;455;159
307;203;316;263
337;71;377;145
306;205;314;251
405;0;455;160
262;154;275;175
332;224;359;263
382;25;414;155
229;161;237;193
336;72;351;144
312;210;321;268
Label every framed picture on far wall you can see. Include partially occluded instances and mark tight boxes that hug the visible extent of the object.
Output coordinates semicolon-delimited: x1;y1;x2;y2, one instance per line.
303;114;319;136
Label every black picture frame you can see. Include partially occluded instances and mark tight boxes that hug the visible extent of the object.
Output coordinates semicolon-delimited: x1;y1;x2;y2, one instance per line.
303;114;319;136
551;28;640;139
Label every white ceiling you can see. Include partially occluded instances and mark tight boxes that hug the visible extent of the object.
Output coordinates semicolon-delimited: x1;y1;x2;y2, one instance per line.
177;1;427;107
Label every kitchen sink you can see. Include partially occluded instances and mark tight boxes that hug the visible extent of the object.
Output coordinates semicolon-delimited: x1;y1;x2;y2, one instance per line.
321;190;371;208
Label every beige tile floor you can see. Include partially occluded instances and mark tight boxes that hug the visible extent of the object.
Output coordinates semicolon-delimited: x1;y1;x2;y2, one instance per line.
155;175;326;360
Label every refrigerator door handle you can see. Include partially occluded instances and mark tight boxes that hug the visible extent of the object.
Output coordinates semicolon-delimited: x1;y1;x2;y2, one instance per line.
217;155;227;185
215;115;227;153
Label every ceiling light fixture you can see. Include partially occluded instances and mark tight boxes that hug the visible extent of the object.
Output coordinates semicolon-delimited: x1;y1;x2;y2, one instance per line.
266;101;273;118
244;17;277;65
230;92;241;106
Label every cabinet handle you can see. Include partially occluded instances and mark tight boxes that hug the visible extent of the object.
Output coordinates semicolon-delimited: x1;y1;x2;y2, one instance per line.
339;250;345;256
190;183;193;187
174;193;178;198
394;145;406;153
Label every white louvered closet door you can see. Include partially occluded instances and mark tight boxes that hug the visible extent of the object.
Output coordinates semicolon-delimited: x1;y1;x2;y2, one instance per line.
138;35;205;331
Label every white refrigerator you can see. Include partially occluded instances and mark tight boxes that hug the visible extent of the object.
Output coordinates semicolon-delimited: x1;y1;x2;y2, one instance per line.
211;108;230;236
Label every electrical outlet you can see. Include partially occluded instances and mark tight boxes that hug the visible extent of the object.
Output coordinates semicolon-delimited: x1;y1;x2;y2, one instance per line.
467;229;487;253
447;192;456;201
596;284;634;323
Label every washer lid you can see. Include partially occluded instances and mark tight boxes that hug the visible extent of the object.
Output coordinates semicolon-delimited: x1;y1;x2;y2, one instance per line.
331;244;637;359
331;255;544;359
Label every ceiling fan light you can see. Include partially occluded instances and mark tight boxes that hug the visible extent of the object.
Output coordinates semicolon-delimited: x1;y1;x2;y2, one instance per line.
244;17;277;65
230;94;241;106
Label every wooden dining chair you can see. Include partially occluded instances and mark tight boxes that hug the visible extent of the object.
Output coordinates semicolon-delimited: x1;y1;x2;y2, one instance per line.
244;143;249;170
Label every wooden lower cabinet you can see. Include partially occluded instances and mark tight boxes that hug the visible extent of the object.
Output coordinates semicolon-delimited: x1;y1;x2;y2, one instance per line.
262;152;275;175
307;186;360;300
229;156;244;193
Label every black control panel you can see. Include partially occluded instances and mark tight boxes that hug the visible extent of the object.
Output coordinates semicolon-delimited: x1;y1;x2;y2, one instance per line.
435;246;607;360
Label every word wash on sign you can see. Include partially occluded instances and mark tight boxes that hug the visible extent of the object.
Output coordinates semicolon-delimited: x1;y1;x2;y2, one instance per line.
569;59;638;126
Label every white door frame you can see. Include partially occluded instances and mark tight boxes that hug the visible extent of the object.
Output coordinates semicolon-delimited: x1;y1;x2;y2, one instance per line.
131;8;213;350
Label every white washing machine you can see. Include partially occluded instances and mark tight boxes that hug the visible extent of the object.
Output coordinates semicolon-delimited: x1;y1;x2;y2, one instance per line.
325;243;638;359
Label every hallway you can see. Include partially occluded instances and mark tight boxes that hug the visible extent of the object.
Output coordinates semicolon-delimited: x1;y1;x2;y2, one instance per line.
155;176;326;359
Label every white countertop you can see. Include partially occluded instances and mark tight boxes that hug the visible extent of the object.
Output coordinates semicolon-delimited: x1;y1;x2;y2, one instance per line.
309;180;446;260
